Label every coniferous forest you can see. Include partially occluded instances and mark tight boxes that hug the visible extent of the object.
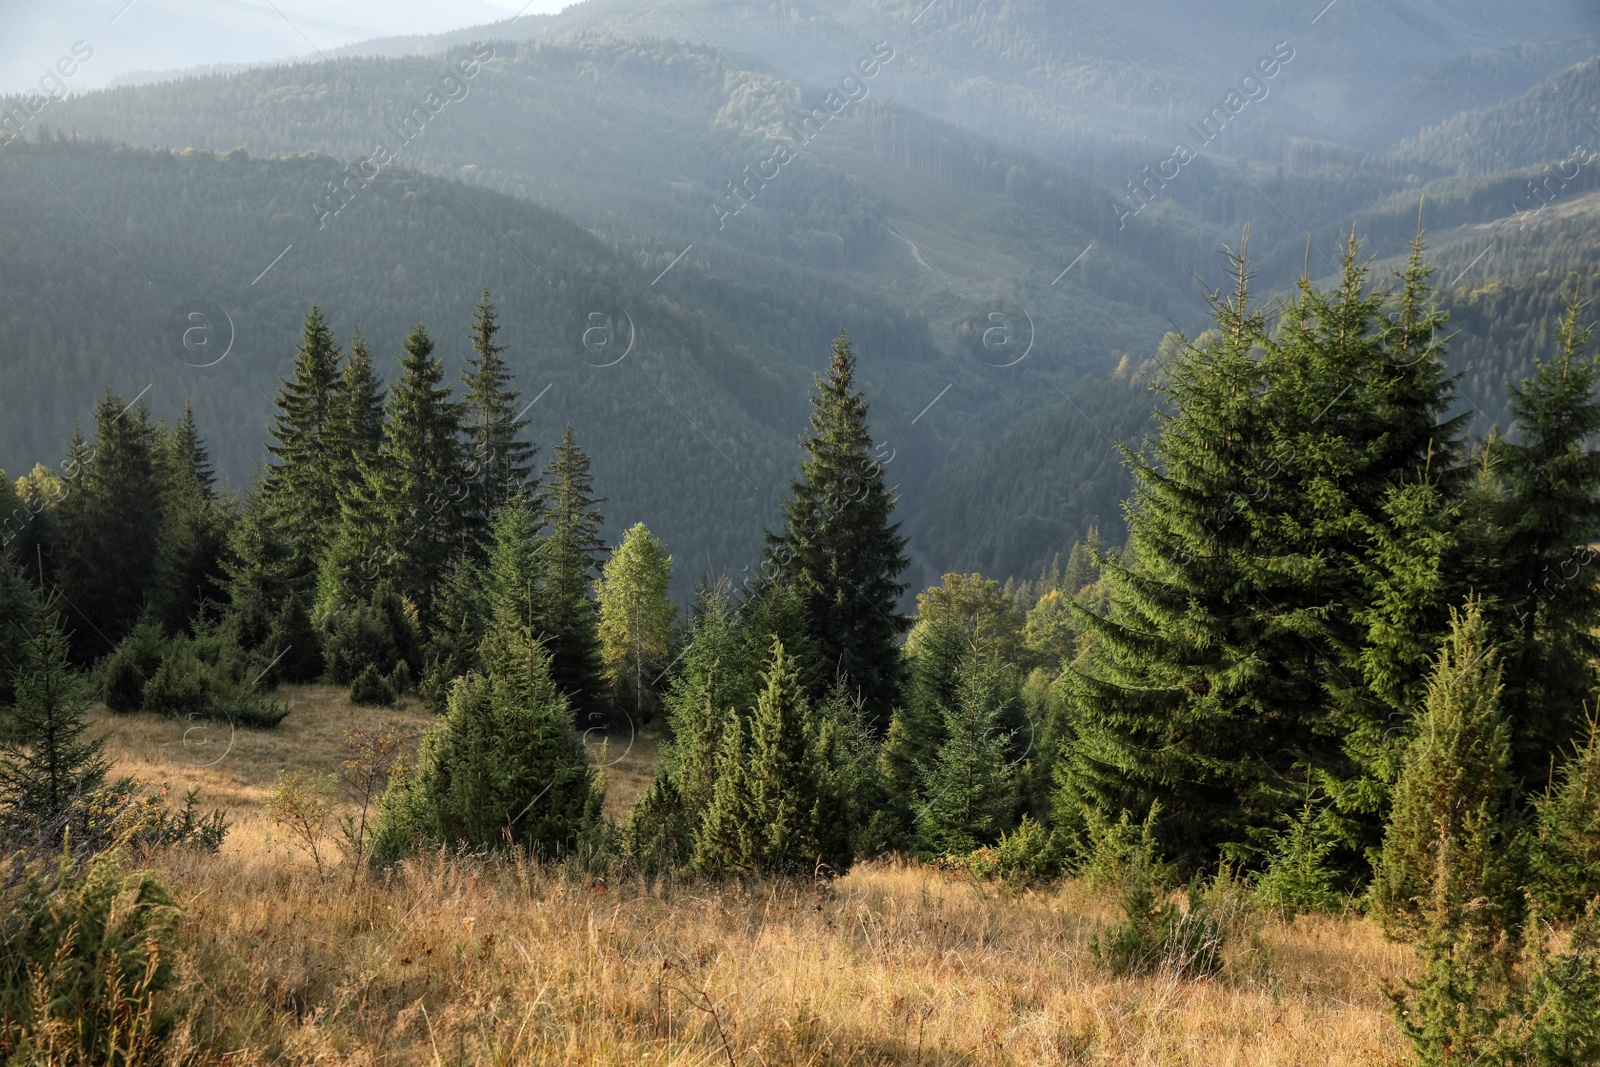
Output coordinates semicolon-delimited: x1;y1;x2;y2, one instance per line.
6;1;1600;1063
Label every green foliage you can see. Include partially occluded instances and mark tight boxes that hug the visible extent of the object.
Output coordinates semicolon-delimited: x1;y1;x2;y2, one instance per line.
1371;599;1515;939
0;598;107;819
349;664;398;709
100;616;166;715
460;291;536;533
764;331;909;729
0;850;182;1065
1092;869;1244;981
595;522;676;720
1072;802;1172;892
1251;791;1345;917
991;814;1065;884
263;593;322;685
373;635;597;860
419;558;486;715
693;639;838;875
534;425;606;711
915;660;1017;856
320;583;420;685
1528;717;1600;923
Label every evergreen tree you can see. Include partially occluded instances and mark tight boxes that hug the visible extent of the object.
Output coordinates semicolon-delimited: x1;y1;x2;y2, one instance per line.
1371;599;1513;938
375;507;598;857
419;557;487;714
916;660;1017;855
0;593;108;819
1262;233;1465;850
535;424;605;708
461;291;535;539
150;410;233;631
764;330;909;730
596;522;676;720
904;572;1025;670
329;328;386;507
324;324;469;619
264;307;344;589
1061;527;1103;596
693;639;827;874
222;479;297;633
54;393;162;660
1529;715;1600;922
1492;293;1600;787
0;556;31;707
1058;248;1300;865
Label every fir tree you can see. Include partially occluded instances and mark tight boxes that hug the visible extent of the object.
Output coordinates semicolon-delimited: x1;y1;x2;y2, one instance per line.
461;291;535;539
764;330;909;729
595;522;676;720
1493;292;1600;787
264;307;345;588
0;593;108;819
535;424;605;708
54;393;163;660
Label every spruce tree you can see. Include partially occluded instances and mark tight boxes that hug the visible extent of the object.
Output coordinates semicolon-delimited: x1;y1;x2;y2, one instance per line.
0;555;31;707
223;479;297;633
1058;248;1300;864
54;393;163;660
595;522;676;720
325;324;469;619
1492;293;1600;787
1529;715;1600;922
264;307;344;589
461;291;536;539
916;660;1017;856
764;330;909;729
694;638;829;874
535;424;605;708
151;411;232;631
0;593;108;819
329;328;386;507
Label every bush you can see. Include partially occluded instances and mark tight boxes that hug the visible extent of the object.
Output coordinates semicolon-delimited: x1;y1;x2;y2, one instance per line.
388;659;413;696
1093;872;1245;979
1252;794;1345;917
1075;802;1172;891
100;618;166;714
989;814;1065;884
141;639;211;718
349;664;398;708
0;849;183;1064
263;594;323;684
321;585;419;686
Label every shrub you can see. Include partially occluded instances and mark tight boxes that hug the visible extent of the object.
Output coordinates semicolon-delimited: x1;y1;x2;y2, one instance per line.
263;594;323;684
1529;717;1600;923
349;664;397;708
100;617;165;714
266;770;338;879
1252;793;1345;916
0;849;182;1064
1093;871;1245;980
1075;802;1171;891
140;640;211;718
388;659;413;696
993;814;1065;884
321;584;419;686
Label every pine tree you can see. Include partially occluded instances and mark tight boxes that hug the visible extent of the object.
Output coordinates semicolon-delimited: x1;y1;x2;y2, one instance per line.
150;410;233;631
264;307;345;589
0;593;108;819
461;291;536;540
1493;292;1600;788
596;522;676;720
535;425;605;708
54;393;163;660
764;330;909;729
916;660;1017;855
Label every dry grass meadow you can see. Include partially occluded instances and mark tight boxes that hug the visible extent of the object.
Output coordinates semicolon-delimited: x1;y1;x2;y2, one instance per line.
91;685;1415;1065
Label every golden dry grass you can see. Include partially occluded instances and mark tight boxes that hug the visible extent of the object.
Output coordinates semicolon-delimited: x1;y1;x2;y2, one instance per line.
90;691;1416;1066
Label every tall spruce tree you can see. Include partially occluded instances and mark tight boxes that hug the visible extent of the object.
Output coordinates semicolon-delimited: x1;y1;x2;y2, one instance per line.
1260;233;1465;852
54;393;162;660
151;409;232;631
461;291;535;540
1492;293;1600;787
330;328;386;505
535;424;605;708
916;659;1017;855
264;307;344;590
324;324;469;619
764;330;909;729
1058;248;1302;865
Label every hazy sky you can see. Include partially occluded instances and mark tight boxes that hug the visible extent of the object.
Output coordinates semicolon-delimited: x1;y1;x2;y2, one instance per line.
0;0;578;94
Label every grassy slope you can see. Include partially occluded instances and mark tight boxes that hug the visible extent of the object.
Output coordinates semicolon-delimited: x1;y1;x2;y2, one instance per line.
93;693;1411;1065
